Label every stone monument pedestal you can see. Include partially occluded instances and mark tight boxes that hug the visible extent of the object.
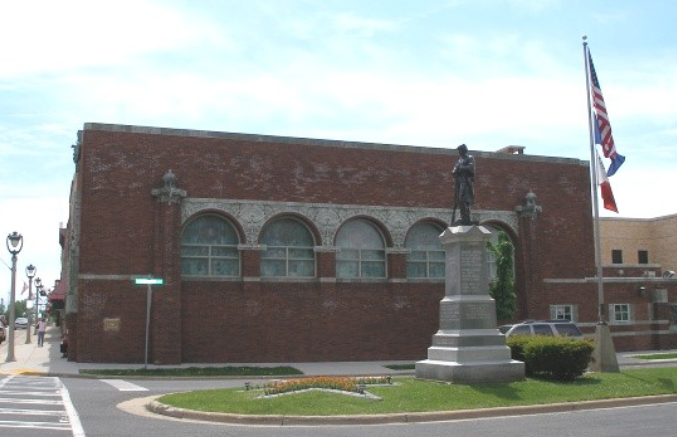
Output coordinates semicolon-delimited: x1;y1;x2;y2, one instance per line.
416;225;524;383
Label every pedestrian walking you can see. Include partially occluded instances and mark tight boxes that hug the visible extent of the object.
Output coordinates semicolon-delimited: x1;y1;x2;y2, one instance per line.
37;318;47;347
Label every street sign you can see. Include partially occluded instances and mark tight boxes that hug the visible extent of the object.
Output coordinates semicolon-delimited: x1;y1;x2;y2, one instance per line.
134;278;164;285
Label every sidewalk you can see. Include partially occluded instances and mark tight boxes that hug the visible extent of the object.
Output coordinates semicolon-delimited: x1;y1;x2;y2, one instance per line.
1;324;676;378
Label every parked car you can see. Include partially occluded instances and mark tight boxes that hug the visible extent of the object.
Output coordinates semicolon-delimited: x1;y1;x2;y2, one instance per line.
14;317;29;330
499;320;583;337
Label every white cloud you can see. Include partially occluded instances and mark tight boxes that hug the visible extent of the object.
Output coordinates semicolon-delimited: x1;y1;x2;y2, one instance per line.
0;0;230;78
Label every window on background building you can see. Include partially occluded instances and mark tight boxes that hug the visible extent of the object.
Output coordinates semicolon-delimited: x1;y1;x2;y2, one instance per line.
638;250;649;264
550;305;576;321
610;303;632;323
336;219;386;279
260;218;316;278
181;215;240;277
405;223;445;279
612;249;623;264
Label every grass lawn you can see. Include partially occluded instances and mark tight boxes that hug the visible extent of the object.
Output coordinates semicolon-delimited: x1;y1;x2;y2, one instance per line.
158;367;677;416
633;353;677;360
80;366;302;377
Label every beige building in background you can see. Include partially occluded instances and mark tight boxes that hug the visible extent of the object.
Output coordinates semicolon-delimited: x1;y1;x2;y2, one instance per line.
600;214;677;275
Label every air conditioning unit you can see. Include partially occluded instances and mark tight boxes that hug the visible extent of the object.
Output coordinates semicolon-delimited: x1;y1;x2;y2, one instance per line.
664;270;676;279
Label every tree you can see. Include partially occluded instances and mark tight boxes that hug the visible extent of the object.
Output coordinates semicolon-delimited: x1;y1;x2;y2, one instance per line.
488;231;516;322
3;299;28;322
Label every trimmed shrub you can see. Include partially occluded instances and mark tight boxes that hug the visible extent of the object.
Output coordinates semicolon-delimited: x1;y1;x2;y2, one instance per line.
507;335;594;381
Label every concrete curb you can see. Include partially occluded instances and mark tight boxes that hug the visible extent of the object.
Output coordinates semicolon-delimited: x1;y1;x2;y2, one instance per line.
146;394;677;426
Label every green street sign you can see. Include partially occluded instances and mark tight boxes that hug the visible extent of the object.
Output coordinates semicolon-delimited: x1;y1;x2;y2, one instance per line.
135;278;164;285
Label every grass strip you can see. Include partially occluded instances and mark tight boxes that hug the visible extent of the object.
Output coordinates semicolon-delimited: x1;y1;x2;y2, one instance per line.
80;366;302;377
159;367;677;416
383;364;415;370
633;353;677;360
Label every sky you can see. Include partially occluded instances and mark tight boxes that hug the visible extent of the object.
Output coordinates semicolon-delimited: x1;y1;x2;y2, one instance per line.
1;0;676;305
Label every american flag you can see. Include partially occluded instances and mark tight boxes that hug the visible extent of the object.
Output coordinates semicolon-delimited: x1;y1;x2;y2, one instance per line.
589;52;618;159
588;50;625;176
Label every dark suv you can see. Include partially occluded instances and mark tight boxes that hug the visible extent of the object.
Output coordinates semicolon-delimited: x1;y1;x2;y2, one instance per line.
499;320;583;338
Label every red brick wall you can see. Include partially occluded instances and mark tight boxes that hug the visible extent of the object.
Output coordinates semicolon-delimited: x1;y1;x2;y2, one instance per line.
180;281;444;363
72;125;618;363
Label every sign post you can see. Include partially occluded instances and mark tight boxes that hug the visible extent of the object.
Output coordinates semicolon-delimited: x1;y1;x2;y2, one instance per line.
134;277;164;369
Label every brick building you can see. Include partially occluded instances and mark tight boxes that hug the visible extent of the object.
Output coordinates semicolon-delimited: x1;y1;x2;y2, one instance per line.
59;123;677;363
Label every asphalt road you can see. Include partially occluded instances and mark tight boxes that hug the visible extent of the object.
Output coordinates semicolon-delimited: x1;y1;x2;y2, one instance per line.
1;375;671;437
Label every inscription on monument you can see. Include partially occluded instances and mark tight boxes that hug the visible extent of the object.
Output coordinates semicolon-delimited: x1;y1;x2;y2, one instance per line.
460;244;483;294
440;305;460;323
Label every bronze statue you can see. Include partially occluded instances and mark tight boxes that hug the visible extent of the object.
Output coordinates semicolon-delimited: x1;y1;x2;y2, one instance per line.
452;144;475;225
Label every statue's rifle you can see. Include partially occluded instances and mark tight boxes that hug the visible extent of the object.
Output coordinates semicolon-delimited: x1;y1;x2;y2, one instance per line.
451;173;460;225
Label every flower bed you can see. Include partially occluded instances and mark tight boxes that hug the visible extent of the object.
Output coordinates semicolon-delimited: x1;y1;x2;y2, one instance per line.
260;376;391;396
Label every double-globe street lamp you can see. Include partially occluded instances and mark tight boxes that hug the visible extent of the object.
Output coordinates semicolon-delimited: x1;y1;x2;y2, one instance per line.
5;232;23;363
25;264;36;344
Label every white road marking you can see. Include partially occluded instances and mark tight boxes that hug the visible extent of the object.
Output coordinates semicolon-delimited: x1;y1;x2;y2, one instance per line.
0;407;66;416
101;379;149;392
60;381;87;437
0;419;72;430
0;397;64;405
0;375;86;436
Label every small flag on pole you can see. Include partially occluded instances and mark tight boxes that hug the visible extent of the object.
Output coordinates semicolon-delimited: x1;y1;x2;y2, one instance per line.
589;51;625;176
597;152;618;213
21;282;28;294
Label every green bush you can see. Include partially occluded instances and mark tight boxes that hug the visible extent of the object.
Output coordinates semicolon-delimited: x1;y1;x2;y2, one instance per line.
507;335;594;381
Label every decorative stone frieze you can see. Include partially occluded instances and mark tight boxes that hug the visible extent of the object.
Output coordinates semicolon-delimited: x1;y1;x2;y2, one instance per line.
182;199;519;248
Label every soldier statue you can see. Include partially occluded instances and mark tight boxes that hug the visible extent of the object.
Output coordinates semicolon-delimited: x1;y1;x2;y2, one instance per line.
452;144;475;225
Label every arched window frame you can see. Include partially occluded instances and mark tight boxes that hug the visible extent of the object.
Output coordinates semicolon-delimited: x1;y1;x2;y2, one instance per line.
405;222;445;280
181;214;241;278
336;218;387;279
260;216;317;279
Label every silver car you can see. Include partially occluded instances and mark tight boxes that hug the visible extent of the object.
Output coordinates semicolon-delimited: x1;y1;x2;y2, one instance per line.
499;320;583;337
14;317;29;329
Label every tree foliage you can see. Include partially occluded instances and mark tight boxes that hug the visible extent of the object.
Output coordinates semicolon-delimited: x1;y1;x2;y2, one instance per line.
488;231;516;322
3;299;28;322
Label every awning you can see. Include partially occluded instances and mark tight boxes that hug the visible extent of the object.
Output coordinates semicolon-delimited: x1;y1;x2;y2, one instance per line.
49;277;68;302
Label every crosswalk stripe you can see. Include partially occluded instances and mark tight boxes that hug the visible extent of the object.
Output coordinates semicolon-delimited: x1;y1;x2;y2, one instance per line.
0;397;64;405
0;390;62;397
0;419;72;430
0;407;66;416
101;379;149;392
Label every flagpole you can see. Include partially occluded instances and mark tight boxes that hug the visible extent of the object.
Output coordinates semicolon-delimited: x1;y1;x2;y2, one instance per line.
583;36;619;372
583;36;605;323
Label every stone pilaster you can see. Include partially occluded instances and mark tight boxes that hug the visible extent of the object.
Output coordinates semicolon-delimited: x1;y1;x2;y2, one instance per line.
150;170;186;364
515;190;544;319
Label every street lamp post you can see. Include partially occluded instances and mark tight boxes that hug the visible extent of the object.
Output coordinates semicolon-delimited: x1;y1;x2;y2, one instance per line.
5;232;24;362
34;278;42;328
25;265;36;344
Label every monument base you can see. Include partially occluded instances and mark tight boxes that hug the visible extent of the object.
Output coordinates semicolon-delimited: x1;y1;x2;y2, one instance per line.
416;359;525;384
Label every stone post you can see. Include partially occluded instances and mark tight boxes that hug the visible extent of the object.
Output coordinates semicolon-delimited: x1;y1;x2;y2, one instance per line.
415;225;524;383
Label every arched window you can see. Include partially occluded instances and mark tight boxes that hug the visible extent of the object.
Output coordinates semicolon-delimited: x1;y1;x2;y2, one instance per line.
181;215;240;277
260;218;315;278
336;219;386;279
406;222;445;279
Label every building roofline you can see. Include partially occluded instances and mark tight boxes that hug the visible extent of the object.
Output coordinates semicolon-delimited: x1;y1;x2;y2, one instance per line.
83;122;587;166
600;213;677;222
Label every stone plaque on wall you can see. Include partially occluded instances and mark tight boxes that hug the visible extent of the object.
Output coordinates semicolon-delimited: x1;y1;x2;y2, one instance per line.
103;318;121;332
